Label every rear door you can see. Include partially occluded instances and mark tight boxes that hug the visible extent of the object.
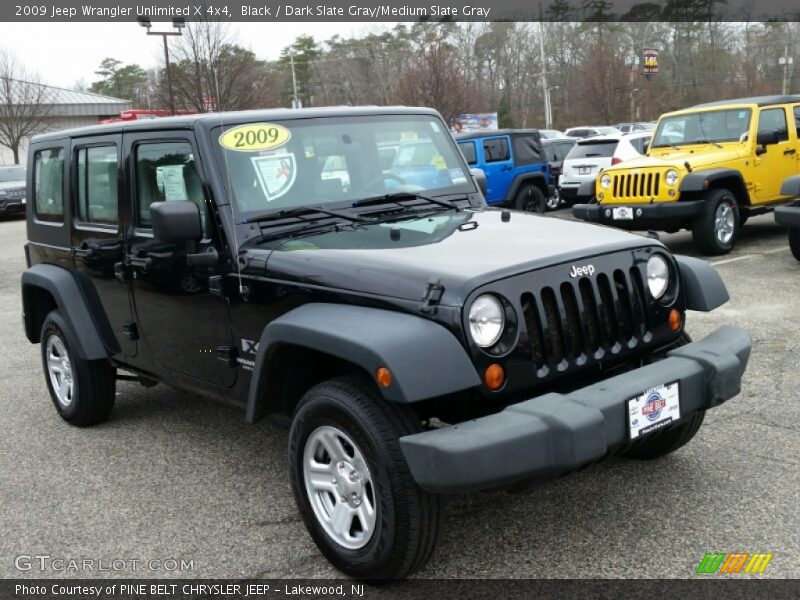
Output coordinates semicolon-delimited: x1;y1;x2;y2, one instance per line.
479;135;514;203
69;134;137;358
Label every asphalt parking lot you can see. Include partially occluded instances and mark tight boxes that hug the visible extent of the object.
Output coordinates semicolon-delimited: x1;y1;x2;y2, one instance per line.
0;211;797;580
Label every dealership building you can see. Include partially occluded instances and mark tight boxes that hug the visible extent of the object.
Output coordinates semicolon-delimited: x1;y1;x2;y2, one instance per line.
0;84;132;165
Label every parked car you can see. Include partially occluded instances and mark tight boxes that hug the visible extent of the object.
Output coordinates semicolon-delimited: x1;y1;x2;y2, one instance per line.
0;164;27;217
574;95;800;255
21;106;751;580
538;128;567;140
559;133;649;206
541;137;576;209
456;129;553;212
776;175;800;261
615;122;656;133
564;125;621;139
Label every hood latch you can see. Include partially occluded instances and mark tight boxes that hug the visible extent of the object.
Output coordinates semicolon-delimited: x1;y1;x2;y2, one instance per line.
420;278;444;314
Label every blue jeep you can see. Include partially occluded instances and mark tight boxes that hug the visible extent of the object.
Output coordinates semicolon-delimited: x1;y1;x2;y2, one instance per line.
455;129;553;213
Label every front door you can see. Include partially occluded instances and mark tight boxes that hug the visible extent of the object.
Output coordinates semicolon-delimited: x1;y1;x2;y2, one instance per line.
479;136;514;204
123;131;236;388
753;107;797;202
69;134;137;358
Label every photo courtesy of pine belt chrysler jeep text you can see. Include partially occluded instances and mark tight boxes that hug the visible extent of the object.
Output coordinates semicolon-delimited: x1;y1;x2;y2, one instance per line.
21;106;751;579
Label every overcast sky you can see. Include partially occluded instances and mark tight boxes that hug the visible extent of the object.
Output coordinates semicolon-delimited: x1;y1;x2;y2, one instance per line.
0;22;391;90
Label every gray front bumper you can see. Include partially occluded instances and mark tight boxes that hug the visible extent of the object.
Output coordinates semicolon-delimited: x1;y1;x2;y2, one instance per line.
400;326;751;494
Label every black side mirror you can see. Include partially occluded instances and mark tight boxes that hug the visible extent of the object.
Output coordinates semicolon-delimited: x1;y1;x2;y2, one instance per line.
151;201;202;244
756;129;779;147
470;168;487;196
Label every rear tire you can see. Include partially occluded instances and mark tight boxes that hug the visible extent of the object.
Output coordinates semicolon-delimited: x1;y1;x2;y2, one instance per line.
789;228;800;262
691;188;739;255
40;311;116;426
515;185;546;214
545;188;561;211
288;376;440;579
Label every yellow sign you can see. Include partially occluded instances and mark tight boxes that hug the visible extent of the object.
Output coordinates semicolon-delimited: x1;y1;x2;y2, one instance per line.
219;123;291;152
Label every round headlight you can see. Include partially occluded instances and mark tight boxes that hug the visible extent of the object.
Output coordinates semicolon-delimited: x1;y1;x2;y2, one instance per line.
468;294;505;348
600;174;612;189
647;255;670;300
665;169;679;186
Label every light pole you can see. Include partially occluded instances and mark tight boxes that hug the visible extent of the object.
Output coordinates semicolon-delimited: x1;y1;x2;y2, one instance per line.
546;85;559;129
138;17;184;115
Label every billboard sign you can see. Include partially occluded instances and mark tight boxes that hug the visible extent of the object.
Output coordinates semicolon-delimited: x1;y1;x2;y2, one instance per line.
450;113;498;133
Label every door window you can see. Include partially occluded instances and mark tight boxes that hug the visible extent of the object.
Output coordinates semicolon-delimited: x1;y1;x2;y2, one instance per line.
482;138;510;162
792;106;800;137
76;145;119;225
758;108;789;142
458;141;477;165
34;148;64;223
134;141;206;232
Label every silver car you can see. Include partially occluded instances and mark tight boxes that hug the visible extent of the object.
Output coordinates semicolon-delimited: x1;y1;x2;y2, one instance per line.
0;165;26;217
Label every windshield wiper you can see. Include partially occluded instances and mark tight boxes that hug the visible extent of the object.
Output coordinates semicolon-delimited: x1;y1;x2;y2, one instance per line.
695;139;724;149
652;143;682;150
352;191;460;211
248;205;367;225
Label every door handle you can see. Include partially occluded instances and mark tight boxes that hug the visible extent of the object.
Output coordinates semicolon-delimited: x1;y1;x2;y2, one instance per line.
501;165;513;172
784;148;796;155
72;247;93;258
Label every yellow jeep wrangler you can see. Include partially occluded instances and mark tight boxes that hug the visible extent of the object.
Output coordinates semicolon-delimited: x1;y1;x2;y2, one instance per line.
573;95;800;254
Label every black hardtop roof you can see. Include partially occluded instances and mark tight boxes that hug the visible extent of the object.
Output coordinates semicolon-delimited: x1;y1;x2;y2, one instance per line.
454;128;541;141
690;95;800;109
31;105;442;144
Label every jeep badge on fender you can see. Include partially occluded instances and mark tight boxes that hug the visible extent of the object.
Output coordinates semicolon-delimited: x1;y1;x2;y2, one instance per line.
21;106;751;580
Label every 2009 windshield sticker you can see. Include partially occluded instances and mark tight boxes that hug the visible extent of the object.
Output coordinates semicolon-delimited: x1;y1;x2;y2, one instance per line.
219;123;291;152
251;153;297;201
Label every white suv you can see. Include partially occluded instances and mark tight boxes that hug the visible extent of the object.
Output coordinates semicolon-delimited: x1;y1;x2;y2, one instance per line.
559;132;651;206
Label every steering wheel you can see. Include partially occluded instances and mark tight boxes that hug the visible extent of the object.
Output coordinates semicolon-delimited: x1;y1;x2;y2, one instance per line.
365;173;407;193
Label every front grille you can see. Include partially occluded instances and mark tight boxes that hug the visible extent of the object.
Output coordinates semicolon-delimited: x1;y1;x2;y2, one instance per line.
520;266;650;374
612;172;660;199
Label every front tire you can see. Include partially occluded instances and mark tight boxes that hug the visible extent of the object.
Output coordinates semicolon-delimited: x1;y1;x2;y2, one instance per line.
789;228;800;262
691;188;739;255
515;185;546;214
40;311;116;426
288;376;440;579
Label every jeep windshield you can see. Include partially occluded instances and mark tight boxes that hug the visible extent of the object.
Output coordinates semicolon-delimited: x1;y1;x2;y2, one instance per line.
213;114;474;223
651;108;751;148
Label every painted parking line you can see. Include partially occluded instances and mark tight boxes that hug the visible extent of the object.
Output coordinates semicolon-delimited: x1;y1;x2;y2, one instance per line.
711;255;752;266
761;247;789;255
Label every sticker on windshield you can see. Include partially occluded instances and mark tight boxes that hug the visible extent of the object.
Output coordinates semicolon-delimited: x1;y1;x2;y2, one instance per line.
449;168;468;184
219;123;291;152
251;153;297;201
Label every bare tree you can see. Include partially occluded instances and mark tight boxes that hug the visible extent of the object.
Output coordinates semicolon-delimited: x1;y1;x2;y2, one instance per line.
0;48;52;164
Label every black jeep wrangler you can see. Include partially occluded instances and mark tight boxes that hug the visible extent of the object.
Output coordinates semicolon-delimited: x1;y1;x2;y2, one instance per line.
21;107;751;579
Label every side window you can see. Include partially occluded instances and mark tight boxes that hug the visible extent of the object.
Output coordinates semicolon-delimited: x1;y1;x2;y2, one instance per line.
134;141;206;232
482;138;510;162
758;108;789;142
793;106;800;137
458;141;477;165
76;145;119;225
34;148;65;223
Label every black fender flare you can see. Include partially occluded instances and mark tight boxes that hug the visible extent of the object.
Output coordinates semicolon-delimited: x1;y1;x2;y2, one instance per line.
675;255;729;312
505;172;549;203
246;303;481;422
679;168;750;204
21;264;120;360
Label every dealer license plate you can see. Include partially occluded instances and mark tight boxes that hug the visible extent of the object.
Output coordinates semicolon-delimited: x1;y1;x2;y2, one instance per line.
627;382;680;440
577;166;592;175
612;206;634;220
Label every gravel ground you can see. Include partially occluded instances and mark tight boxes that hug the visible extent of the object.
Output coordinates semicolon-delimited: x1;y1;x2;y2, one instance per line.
0;212;797;581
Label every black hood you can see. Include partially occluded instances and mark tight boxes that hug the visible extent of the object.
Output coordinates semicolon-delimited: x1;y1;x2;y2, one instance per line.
255;209;660;306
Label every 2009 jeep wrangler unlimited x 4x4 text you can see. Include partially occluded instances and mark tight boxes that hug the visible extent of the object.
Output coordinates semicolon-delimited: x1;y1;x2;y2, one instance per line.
21;107;751;579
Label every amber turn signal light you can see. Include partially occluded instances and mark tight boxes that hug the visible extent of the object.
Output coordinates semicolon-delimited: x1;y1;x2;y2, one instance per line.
483;364;506;391
375;367;393;388
669;309;683;332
